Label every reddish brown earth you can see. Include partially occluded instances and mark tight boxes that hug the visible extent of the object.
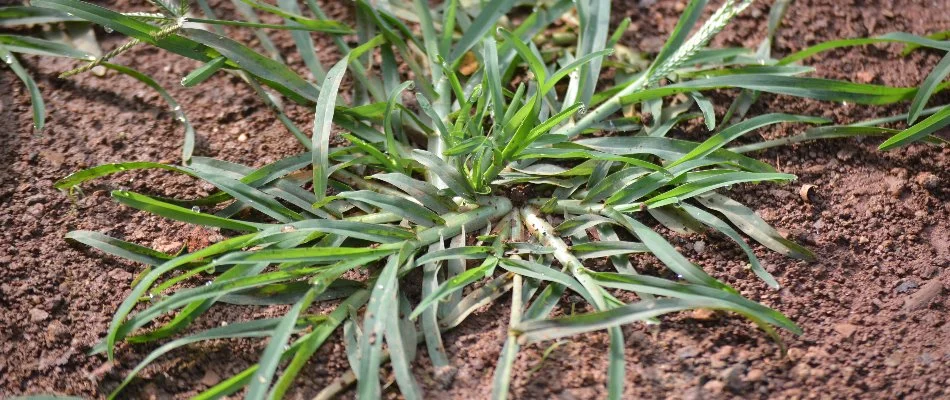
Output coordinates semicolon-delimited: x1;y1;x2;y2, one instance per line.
1;0;948;399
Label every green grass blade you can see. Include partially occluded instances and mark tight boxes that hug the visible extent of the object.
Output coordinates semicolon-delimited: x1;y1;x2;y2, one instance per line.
499;28;547;85
571;241;649;259
514;298;699;343
335;190;445;227
575;0;611;105
236;0;352;33
276;0;321;81
246;288;320;400
779;32;950;65
215;247;394;265
680;203;778;289
103;233;257;359
383;81;413;169
181;55;227;87
880;104;950;150
312;58;348;201
182;17;351;34
111;190;264;232
411;150;476;199
269;290;370;399
695;193;815;260
556;214;616;236
65;230;175;266
619;74;940;106
370;173;457;214
908;52;950;124
729;125;899;153
481;36;507;120
414;246;494;266
1;45;44;131
583;167;650;205
574;136;776;172
591;272;798;332
438;272;514;330
605;209;728;290
31;0;207;59
420;242;451;381
280;219;414;243
109;319;279;399
383;292;423;400
181;28;320;104
357;256;400;399
447;0;514;64
645;172;796;208
0;5;83;25
0;34;92;58
497;258;593;303
607;327;625;400
410;257;499;319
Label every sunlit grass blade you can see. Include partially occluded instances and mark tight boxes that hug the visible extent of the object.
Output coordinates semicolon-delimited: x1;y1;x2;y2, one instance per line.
277;0;322;81
620;74;943;106
571;241;648;259
268;290;370;399
574;136;775;172
575;0;611;105
383;292;423;400
592;272;798;332
414;246;493;266
670;114;829;167
778;32;950;65
497;258;593;302
645;171;796;208
236;0;352;33
879;104;950;150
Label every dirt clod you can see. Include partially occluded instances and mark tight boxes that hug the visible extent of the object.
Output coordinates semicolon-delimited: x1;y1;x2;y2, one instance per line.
903;278;945;311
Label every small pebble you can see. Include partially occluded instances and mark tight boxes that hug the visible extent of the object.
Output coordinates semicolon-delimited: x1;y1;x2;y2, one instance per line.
30;308;49;322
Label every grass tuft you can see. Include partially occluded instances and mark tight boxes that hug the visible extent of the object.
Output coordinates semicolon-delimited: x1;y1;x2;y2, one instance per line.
1;0;947;397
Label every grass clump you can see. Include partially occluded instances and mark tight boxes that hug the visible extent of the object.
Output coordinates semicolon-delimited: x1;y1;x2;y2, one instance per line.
1;0;946;398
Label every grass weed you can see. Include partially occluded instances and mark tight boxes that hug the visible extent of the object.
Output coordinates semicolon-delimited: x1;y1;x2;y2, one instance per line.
1;0;949;398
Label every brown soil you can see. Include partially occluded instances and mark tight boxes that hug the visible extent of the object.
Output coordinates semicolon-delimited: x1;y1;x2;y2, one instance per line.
2;0;948;399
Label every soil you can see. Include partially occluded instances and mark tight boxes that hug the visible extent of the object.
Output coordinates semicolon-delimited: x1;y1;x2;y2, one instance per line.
1;0;948;399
